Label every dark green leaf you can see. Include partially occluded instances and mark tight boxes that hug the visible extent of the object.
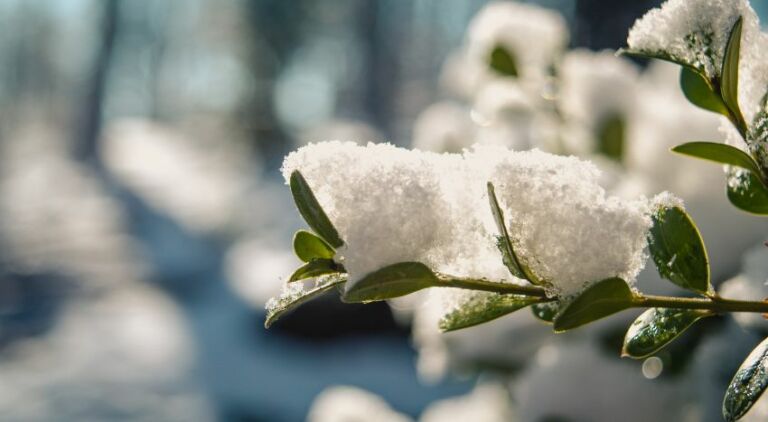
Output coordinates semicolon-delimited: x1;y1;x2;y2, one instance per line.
264;274;346;328
723;337;768;421
531;301;560;324
596;114;625;163
648;205;711;295
679;67;729;115
439;292;540;332
553;277;635;332
342;262;439;303
288;258;342;283
721;17;746;131
293;230;335;262
487;182;542;284
671;142;763;177
727;168;768;216
289;171;344;248
489;45;518;77
622;308;712;359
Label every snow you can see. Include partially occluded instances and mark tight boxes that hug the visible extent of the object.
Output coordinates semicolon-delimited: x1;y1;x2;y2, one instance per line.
282;142;659;298
558;49;640;157
627;0;758;81
466;1;568;85
307;386;413;422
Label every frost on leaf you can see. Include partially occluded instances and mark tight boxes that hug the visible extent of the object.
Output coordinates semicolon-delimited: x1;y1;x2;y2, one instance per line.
264;274;346;328
438;290;540;332
626;0;758;81
723;336;768;421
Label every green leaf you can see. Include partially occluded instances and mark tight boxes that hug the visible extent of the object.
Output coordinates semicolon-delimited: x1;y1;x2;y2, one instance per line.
648;205;711;295
489;45;518;77
616;48;691;70
289;171;344;248
531;301;560;324
342;262;439;303
439;292;540;332
723;337;768;421
293;230;335;262
672;142;763;177
622;308;712;359
264;274;346;328
487;182;542;284
553;277;635;332
721;17;746;131
596;114;625;163
679;67;729;115
288;258;343;283
727;168;768;215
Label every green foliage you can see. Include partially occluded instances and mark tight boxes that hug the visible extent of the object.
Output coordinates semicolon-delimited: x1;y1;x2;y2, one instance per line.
596;114;625;163
531;301;560;323
553;278;635;332
293;230;335;262
648;205;711;296
439;292;541;332
342;262;439;303
264;274;346;328
489;45;518;77
721;17;746;133
727;168;768;215
288;258;343;283
622;308;711;359
671;142;764;177
616;48;690;70
679;67;729;115
289;171;344;248
723;337;768;421
487;182;543;284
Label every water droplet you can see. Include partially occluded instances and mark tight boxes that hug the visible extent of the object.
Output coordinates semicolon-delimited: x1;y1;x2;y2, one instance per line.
642;356;663;379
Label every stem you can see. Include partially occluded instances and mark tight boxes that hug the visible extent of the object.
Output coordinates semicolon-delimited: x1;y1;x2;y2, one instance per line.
636;294;768;313
440;277;549;298
442;276;768;314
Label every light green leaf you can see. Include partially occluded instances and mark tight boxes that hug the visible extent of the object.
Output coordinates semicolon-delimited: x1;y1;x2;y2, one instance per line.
293;230;335;263
531;301;560;324
671;142;763;178
679;67;729;115
721;17;746;131
342;262;439;303
723;337;768;421
439;292;540;332
622;308;712;359
596;114;624;163
288;258;343;283
727;168;768;216
489;45;518;77
553;277;635;332
264;274;346;328
289;171;344;248
648;205;711;295
487;182;542;284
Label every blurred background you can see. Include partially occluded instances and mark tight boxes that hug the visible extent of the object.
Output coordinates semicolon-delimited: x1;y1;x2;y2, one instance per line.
3;0;768;421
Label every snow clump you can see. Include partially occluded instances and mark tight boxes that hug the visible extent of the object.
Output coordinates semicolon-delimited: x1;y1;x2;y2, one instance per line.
282;142;663;298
